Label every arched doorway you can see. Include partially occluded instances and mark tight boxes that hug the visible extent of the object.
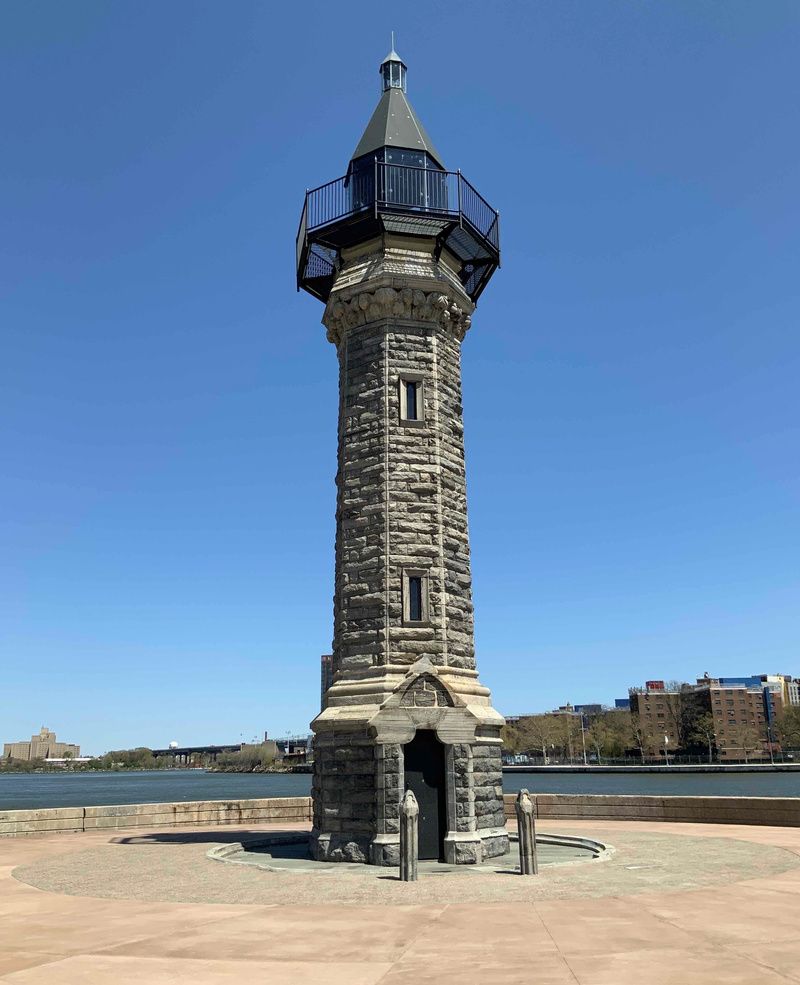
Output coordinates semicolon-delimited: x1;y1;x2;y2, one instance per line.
403;729;447;861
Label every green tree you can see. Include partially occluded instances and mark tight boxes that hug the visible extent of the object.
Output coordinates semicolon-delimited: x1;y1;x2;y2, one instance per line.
727;724;763;763
690;713;717;764
586;719;610;764
629;713;646;760
515;715;561;763
777;707;800;750
602;710;634;757
501;722;522;755
92;747;158;770
584;711;630;763
559;714;581;762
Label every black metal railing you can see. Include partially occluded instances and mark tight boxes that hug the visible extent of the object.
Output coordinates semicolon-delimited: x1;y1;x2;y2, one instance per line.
457;172;499;250
297;161;499;257
304;173;361;232
376;162;451;215
296;196;307;281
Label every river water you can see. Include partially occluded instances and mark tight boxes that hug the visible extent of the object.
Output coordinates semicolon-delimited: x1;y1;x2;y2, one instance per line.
1;768;799;811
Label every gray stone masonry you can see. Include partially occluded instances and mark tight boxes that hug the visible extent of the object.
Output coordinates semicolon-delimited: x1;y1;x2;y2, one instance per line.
515;788;538;875
399;789;419;881
310;236;508;865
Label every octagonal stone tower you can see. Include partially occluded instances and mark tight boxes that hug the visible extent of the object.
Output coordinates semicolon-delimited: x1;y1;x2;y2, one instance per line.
297;47;508;865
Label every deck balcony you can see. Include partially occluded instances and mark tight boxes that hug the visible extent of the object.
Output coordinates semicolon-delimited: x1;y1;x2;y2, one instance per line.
296;161;500;304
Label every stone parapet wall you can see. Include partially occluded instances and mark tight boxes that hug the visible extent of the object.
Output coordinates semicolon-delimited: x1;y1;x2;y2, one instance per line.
4;793;800;837
0;806;86;838
0;797;311;838
503;793;800;826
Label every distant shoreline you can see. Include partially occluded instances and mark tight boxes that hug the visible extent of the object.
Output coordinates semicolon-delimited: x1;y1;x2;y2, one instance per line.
207;764;312;774
0;765;170;776
0;764;311;777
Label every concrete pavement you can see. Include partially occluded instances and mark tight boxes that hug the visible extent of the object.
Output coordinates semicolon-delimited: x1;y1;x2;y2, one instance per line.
2;819;800;983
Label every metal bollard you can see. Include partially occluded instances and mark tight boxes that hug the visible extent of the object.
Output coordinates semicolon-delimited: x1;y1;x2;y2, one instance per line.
400;789;419;882
515;788;538;875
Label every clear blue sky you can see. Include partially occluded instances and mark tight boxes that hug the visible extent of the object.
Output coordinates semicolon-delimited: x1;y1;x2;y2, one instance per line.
2;2;798;753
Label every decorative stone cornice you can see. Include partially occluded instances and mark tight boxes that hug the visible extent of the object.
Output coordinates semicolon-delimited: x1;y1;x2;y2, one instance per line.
323;287;472;345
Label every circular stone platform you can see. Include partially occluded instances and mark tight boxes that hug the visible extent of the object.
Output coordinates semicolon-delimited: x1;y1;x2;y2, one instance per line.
207;832;609;875
13;824;800;905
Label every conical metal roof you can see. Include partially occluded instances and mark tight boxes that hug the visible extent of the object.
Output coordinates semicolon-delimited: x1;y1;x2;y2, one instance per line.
351;86;444;167
381;45;405;67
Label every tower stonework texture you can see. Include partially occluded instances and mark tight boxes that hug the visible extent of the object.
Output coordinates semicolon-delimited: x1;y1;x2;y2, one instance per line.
298;48;507;865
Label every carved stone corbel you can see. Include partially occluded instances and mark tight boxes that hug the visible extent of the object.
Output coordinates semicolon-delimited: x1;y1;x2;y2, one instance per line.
324;287;472;345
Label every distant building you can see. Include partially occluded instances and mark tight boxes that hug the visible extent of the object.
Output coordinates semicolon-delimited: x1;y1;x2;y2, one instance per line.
3;726;80;762
508;702;609;724
548;703;603;719
275;735;312;764
700;672;798;707
573;704;603;716
614;698;631;710
240;738;279;759
707;682;774;761
630;673;797;762
759;674;800;708
629;684;706;759
703;675;796;761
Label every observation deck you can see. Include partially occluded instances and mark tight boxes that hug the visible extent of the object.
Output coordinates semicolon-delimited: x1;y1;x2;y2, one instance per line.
296;161;500;305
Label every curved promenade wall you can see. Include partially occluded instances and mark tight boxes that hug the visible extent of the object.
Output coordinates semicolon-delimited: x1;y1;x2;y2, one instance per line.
0;797;311;837
2;793;800;837
502;793;800;827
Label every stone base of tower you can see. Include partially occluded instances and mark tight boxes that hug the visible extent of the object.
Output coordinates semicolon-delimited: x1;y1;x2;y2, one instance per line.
310;665;509;866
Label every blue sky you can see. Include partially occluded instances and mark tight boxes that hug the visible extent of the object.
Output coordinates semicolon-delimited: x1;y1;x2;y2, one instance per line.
1;2;798;753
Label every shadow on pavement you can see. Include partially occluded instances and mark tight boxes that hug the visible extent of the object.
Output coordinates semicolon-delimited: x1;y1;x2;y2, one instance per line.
112;828;307;846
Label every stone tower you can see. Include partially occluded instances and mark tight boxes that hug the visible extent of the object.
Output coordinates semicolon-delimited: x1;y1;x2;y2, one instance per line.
297;47;507;865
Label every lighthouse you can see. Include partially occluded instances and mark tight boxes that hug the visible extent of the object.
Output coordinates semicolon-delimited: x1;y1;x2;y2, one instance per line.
297;47;508;865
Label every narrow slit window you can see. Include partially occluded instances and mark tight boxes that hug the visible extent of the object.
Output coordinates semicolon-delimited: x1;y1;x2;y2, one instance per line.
408;576;423;621
399;376;424;425
405;381;418;420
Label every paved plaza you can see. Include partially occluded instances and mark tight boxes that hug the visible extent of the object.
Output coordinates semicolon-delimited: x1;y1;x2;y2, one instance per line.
2;820;800;983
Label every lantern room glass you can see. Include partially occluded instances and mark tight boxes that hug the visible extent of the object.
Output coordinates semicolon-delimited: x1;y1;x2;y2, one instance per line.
347;149;447;213
382;59;406;92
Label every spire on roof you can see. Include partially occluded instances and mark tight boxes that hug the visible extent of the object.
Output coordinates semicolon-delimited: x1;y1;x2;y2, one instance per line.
380;34;407;92
382;31;400;63
351;44;444;167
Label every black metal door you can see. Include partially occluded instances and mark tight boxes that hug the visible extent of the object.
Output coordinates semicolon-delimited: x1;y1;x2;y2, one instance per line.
403;730;446;861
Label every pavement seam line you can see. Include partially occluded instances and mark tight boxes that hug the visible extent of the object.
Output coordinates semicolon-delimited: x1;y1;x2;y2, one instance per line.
372;903;451;984
532;901;581;984
682;893;800;985
635;892;800;984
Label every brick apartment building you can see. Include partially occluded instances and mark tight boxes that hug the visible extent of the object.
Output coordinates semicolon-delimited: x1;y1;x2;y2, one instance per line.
630;675;796;761
629;682;710;760
708;677;785;761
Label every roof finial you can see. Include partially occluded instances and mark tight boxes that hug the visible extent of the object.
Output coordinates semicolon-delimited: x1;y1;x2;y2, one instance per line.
380;35;407;92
